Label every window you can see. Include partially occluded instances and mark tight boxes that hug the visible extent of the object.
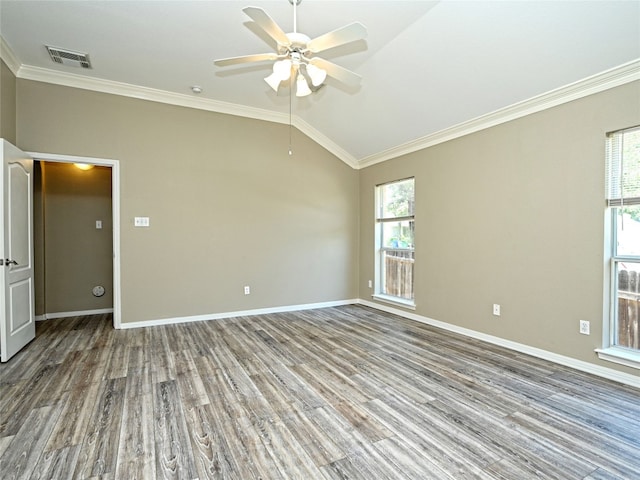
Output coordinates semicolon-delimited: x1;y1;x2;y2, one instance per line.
375;178;415;307
599;126;640;368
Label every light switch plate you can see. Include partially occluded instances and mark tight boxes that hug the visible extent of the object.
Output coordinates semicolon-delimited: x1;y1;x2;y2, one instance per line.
134;217;150;227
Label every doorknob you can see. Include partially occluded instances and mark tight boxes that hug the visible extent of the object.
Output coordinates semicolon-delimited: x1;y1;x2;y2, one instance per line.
3;259;18;266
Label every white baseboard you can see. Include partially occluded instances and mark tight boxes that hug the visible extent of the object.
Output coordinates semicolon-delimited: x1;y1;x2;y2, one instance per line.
357;299;640;389
104;295;639;388
117;299;359;330
36;308;114;321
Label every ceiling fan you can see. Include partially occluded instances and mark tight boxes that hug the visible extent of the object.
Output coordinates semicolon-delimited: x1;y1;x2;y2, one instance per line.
214;0;367;97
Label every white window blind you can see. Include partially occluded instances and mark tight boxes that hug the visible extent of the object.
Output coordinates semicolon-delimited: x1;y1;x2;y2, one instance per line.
606;126;640;206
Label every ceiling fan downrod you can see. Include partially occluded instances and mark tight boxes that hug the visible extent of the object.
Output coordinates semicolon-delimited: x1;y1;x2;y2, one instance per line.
289;0;301;34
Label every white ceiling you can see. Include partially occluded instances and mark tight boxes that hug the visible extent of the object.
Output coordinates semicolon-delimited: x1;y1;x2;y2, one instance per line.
1;1;639;168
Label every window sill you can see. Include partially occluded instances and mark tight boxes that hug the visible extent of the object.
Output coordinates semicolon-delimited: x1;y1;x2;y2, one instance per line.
371;294;416;310
595;347;640;370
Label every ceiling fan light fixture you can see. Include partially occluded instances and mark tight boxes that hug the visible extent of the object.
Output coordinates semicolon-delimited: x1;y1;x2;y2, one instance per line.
265;58;293;91
273;59;292;81
264;72;282;92
306;64;327;87
296;72;312;97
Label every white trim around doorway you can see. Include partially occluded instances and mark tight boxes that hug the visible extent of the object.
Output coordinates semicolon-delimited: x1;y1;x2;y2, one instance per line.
27;151;122;329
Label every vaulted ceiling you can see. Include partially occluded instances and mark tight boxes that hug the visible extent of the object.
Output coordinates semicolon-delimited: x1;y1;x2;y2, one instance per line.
1;1;639;168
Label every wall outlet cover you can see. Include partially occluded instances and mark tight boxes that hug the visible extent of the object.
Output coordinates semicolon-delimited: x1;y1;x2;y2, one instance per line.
579;320;590;335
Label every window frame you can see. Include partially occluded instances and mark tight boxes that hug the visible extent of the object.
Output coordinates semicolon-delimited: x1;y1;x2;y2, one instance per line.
373;177;416;309
597;126;640;369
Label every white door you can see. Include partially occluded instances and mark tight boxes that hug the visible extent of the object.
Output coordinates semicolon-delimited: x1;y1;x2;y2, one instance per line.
0;140;35;362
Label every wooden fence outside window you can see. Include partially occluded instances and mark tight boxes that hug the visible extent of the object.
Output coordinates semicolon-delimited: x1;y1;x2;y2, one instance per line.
618;269;640;349
384;252;414;300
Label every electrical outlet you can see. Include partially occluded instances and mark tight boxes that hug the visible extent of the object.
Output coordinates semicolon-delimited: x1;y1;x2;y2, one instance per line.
493;304;501;316
579;320;590;335
244;286;250;295
368;280;372;288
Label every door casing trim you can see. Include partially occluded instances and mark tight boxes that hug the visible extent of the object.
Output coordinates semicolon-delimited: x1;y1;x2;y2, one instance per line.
27;151;121;329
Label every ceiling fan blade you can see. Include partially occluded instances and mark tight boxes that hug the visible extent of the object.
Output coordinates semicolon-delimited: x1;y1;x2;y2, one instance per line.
306;22;367;53
214;53;279;67
309;57;362;87
242;6;290;47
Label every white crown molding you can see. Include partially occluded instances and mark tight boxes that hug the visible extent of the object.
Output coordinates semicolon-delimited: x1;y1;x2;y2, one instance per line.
0;36;20;75
17;65;290;125
14;63;358;167
358;299;640;389
9;46;639;170
357;59;640;169
294;116;359;169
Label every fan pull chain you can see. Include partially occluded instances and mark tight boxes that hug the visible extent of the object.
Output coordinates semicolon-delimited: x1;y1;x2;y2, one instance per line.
289;73;293;156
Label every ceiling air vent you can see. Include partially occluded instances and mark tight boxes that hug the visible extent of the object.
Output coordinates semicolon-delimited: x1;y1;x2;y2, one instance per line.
46;46;92;69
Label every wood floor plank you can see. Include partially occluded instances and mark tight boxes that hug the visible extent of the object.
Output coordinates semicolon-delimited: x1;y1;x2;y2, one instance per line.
115;367;155;480
153;380;198;480
258;360;327;411
74;377;127;479
0;435;14;458
173;351;210;408
280;402;346;467
149;327;177;384
183;403;240;480
0;306;638;479
322;441;412;480
35;350;85;407
290;362;370;406
233;415;286;480
250;417;325;479
30;445;81;480
372;436;455;480
127;345;150;376
351;354;437;404
509;404;640;479
331;401;393;442
248;372;295;415
0;364;59;436
73;348;112;389
424;398;596;479
0;403;63;480
362;398;497;480
45;380;102;451
304;405;372;458
583;468;629;480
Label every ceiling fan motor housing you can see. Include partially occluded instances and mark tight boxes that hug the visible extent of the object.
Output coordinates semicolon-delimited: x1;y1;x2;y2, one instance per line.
284;32;311;51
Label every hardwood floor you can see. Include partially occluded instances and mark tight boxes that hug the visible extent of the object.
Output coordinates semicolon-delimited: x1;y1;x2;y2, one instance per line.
1;305;639;479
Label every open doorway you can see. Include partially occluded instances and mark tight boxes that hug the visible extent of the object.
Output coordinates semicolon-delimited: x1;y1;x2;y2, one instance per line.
29;152;121;328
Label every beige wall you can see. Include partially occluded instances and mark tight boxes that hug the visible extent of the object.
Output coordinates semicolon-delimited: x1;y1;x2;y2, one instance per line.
12;73;640;376
360;81;640;376
34;162;113;315
0;60;16;144
17;80;359;323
